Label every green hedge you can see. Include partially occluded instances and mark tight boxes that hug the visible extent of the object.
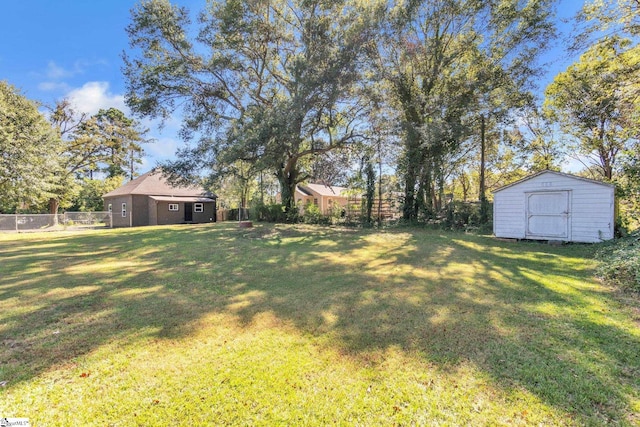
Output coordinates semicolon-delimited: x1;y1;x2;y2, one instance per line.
596;230;640;292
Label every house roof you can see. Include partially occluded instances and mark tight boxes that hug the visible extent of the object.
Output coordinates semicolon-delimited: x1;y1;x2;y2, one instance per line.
299;183;349;197
493;170;615;193
148;196;216;203
296;186;313;197
103;170;216;198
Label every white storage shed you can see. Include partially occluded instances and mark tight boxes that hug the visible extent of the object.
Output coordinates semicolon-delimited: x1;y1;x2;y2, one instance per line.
493;170;615;243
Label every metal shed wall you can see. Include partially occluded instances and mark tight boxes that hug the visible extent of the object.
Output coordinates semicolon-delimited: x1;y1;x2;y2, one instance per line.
493;171;615;243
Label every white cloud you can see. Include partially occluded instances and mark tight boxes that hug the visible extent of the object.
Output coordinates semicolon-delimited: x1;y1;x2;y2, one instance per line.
46;61;74;79
62;82;184;168
145;136;180;162
45;59;105;80
66;81;127;115
38;81;71;92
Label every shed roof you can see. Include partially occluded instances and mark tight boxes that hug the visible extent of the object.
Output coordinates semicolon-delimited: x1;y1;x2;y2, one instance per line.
493;170;614;194
103;170;216;198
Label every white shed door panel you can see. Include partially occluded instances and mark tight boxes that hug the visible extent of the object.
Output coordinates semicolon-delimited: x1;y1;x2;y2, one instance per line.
526;191;569;239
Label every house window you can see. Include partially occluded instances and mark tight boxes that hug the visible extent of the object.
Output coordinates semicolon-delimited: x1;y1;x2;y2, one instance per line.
194;203;204;213
121;203;127;218
169;204;179;211
108;203;112;212
313;198;318;205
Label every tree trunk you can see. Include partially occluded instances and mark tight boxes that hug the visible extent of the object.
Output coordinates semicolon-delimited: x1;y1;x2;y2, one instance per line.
49;198;59;215
365;160;375;225
403;170;417;221
479;114;486;204
479;114;489;224
377;153;383;226
419;163;434;220
402;126;421;221
49;198;60;225
259;171;264;205
460;172;469;202
277;162;299;221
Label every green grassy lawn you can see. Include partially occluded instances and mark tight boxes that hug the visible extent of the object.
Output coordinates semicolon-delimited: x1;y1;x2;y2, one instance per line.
1;223;639;426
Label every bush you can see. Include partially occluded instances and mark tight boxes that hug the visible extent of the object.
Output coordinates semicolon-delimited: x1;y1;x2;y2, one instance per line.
327;203;345;225
224;208;249;221
302;202;325;224
443;201;492;232
254;203;288;223
596;230;640;292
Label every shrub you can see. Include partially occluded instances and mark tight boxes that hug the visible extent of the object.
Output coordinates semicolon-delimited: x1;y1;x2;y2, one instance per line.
224;208;250;221
254;203;288;223
327;203;345;225
596;230;640;292
302;202;324;224
442;201;492;232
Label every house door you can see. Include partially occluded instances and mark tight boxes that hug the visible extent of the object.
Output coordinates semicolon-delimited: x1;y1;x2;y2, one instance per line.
184;203;193;222
526;191;570;239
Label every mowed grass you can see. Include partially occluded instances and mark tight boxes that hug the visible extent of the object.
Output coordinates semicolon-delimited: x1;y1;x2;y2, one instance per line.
1;223;639;426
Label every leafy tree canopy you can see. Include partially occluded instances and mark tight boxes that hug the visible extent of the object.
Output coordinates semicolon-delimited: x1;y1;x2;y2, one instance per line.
47;101;149;213
374;0;557;221
572;0;640;51
545;36;640;180
123;0;372;214
0;81;62;213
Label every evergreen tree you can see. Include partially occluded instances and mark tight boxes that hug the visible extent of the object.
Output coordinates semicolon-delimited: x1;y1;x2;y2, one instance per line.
0;81;62;213
48;101;148;213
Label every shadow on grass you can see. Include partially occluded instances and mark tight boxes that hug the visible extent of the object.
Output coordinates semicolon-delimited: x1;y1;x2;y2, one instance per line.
1;223;638;424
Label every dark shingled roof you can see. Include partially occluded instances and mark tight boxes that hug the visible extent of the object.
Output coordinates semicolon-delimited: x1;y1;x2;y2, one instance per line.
103;170;216;198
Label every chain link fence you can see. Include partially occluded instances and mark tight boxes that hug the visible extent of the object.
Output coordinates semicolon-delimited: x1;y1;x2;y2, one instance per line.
0;212;112;232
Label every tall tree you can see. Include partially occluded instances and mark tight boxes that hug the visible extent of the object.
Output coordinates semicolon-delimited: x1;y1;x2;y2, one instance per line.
545;37;640;180
379;3;475;220
572;0;640;51
375;0;556;222
123;0;371;215
508;106;565;172
93;108;147;179
619;149;640;226
0;81;62;213
48;101;148;213
69;176;124;212
364;156;376;225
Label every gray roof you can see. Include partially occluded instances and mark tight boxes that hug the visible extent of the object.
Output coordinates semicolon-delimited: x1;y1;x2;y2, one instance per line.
493;170;615;193
103;170;216;198
148;196;215;203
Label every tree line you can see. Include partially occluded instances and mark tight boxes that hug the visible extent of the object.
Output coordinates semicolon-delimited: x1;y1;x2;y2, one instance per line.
0;84;148;214
121;0;639;229
2;0;638;230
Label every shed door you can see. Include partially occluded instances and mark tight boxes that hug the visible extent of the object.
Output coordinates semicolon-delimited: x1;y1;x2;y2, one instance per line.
526;191;570;239
184;203;193;222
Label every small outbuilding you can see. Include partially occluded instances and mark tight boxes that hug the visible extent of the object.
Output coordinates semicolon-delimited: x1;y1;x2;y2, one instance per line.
103;170;217;227
493;170;615;243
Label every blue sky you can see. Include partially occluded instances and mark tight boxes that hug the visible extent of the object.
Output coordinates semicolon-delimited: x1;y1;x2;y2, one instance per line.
1;0;584;173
